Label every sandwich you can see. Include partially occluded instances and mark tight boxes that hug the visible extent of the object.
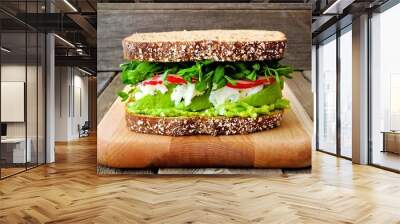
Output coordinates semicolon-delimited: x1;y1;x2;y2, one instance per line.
118;30;293;136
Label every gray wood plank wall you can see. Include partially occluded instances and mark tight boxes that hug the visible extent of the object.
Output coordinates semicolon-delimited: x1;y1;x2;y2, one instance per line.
97;3;312;72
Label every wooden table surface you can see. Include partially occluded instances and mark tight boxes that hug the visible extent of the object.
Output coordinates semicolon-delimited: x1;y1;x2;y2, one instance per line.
97;85;311;169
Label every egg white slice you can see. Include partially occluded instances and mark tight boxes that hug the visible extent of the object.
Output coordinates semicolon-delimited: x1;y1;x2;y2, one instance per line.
135;83;168;100
209;85;263;107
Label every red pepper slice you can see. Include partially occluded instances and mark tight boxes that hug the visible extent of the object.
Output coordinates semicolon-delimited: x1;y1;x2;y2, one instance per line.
143;75;187;85
226;77;275;89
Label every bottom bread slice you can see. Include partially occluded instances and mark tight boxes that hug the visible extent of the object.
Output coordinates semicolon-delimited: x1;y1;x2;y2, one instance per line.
125;110;284;136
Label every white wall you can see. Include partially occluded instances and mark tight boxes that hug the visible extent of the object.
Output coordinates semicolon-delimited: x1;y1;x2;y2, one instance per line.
1;65;37;138
55;66;70;141
1;63;46;164
54;67;89;141
1;65;25;132
72;73;89;138
1;82;25;122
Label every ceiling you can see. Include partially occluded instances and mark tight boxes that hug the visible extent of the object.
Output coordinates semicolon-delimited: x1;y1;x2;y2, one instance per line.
0;0;97;74
98;0;308;2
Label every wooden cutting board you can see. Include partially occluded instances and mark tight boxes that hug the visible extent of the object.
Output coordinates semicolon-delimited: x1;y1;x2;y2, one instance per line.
97;94;311;169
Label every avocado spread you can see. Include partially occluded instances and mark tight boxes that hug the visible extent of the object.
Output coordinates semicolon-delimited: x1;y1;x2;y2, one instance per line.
126;82;289;118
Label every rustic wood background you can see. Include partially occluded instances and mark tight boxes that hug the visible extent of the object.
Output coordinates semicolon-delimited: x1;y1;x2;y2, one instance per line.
97;3;312;72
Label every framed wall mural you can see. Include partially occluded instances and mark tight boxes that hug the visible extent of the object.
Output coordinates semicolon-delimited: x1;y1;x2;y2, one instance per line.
97;3;312;174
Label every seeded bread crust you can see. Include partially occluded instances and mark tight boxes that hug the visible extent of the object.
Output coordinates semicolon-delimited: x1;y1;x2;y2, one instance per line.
122;30;287;62
125;110;284;136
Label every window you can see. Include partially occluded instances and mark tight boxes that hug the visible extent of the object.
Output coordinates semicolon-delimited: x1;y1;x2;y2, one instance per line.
370;2;400;171
316;24;353;158
317;35;337;154
339;26;352;158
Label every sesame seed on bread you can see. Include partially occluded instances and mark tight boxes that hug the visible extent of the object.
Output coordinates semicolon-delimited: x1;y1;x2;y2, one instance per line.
125;110;284;136
122;30;287;62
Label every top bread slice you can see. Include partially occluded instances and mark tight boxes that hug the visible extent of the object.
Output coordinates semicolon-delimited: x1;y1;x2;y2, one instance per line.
122;30;287;62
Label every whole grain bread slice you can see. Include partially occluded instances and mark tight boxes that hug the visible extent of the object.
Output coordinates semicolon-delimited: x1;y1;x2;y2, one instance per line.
122;30;286;62
125;110;284;136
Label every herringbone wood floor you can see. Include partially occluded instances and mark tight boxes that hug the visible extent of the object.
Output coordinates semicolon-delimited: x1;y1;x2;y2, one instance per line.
0;136;400;223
